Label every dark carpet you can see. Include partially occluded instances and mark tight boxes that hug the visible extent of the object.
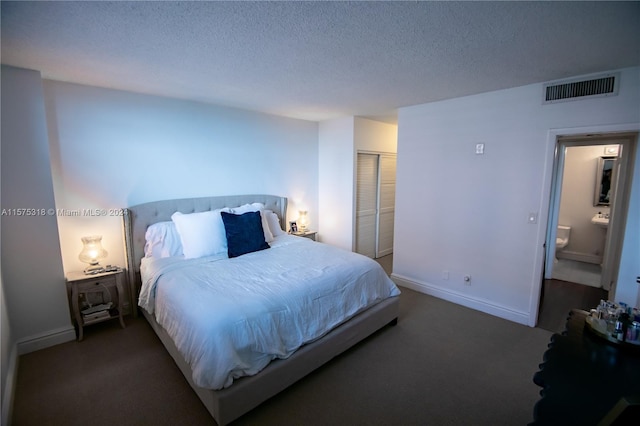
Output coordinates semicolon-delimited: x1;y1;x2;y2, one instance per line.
536;279;607;334
12;288;552;425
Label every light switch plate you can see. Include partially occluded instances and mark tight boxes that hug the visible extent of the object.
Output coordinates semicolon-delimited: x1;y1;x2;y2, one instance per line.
475;143;485;155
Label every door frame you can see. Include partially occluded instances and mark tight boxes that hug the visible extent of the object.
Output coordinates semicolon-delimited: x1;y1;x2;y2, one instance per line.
529;123;639;327
544;135;634;291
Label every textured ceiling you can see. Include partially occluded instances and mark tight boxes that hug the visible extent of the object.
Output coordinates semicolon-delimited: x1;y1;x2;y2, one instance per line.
1;1;639;122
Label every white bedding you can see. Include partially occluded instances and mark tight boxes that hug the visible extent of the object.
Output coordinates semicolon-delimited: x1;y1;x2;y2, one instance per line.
139;235;400;390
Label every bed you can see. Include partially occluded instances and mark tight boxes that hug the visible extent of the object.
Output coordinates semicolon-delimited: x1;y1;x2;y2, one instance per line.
123;194;400;425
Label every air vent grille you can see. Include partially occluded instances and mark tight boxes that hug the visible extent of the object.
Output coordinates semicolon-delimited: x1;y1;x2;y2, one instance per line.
543;73;619;104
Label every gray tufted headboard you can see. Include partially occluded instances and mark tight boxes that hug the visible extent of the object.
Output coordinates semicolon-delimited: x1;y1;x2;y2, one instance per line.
122;194;287;313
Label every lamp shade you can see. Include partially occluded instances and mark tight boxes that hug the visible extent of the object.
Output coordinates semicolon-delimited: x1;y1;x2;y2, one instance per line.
78;235;108;266
298;210;308;232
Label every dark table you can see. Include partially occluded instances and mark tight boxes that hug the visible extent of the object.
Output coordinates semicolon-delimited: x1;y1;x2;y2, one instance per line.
531;309;640;425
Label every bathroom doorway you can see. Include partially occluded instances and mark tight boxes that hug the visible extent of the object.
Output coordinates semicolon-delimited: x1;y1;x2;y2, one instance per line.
544;132;637;296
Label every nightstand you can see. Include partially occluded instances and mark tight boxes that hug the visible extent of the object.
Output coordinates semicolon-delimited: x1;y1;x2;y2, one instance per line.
66;268;126;341
293;230;317;241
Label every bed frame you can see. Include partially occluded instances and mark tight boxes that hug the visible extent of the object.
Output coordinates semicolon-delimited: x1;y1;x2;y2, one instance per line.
123;194;399;425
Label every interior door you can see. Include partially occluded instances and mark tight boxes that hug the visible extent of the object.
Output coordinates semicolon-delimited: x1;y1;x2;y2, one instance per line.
377;154;396;257
355;153;396;258
356;153;378;258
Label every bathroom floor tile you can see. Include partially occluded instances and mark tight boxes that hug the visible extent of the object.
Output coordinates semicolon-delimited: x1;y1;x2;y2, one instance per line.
551;259;601;288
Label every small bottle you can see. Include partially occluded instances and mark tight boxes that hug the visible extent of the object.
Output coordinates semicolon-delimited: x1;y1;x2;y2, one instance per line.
614;320;624;340
616;312;630;341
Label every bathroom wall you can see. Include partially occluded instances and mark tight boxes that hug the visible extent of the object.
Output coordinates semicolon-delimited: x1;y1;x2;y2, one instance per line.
557;145;618;264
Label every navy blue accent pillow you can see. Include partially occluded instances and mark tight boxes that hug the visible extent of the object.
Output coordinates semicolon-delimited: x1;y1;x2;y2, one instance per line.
220;211;270;258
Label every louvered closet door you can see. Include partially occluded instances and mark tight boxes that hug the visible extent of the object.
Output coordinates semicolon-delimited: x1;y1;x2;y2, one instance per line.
377;154;396;257
356;154;378;258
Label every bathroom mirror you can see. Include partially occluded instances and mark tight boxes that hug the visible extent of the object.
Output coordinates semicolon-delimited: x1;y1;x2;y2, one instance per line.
594;156;615;206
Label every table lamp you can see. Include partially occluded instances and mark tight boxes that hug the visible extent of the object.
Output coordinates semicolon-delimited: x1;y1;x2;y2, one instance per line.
298;210;308;232
79;235;108;274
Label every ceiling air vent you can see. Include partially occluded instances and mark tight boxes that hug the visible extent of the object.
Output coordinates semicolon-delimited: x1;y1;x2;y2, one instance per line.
543;73;619;104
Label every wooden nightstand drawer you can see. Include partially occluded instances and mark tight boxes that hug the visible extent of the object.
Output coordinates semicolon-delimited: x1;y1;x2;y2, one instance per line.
74;276;116;293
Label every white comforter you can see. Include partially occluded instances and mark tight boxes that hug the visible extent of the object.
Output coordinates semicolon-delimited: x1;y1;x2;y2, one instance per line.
139;235;400;389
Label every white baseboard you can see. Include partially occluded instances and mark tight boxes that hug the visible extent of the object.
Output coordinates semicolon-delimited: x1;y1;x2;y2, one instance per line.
2;343;18;426
391;273;530;326
557;250;602;265
17;326;76;355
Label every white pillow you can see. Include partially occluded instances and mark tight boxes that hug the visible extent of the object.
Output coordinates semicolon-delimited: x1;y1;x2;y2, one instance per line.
232;203;274;242
144;221;183;258
264;209;286;237
171;209;230;259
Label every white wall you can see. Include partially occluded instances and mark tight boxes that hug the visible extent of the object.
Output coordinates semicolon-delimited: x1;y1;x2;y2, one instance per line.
1;275;15;426
318;117;355;250
394;66;640;326
43;81;319;274
318;117;397;250
1;66;75;355
354;117;398;153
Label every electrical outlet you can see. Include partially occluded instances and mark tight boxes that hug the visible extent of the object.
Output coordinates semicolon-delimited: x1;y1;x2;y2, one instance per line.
442;270;449;280
463;275;471;285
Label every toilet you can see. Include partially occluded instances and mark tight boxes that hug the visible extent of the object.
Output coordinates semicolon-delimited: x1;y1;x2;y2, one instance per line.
555;225;571;262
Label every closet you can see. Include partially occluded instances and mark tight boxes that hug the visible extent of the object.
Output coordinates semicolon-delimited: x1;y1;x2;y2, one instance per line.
355;152;396;258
